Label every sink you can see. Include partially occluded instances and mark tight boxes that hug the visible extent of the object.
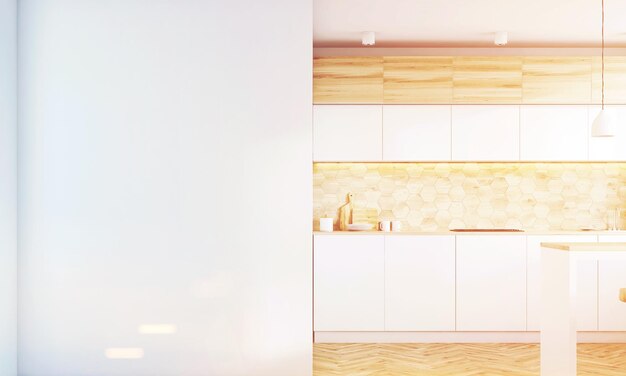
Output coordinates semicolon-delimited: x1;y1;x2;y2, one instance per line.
450;228;524;232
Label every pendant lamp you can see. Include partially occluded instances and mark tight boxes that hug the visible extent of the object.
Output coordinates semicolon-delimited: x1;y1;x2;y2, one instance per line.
592;0;615;137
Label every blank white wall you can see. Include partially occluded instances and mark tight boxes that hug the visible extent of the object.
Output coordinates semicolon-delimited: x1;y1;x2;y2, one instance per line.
18;0;312;375
0;0;17;375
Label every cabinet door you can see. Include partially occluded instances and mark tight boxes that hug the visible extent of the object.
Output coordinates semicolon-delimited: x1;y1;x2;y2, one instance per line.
592;56;626;105
314;235;385;331
451;105;519;161
520;105;588;161
383;56;453;104
313;57;383;104
385;236;455;331
522;57;592;104
452;56;522;104
382;105;451;161
313;105;382;161
588;106;626;161
526;235;598;331
456;235;526;331
598;235;626;330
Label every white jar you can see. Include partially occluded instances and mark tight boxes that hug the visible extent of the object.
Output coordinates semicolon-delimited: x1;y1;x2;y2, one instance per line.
319;218;334;232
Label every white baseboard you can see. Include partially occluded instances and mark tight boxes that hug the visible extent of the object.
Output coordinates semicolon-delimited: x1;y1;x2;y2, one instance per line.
314;331;626;343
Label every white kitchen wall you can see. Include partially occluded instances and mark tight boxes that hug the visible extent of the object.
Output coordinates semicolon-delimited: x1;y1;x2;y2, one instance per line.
0;0;17;375
17;0;312;375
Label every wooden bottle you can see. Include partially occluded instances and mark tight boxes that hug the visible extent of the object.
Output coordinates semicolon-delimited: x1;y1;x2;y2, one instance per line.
338;192;353;231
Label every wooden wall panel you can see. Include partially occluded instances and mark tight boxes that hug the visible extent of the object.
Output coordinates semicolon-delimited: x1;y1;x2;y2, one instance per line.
383;57;453;104
453;56;522;104
522;57;592;104
592;56;626;104
313;57;383;104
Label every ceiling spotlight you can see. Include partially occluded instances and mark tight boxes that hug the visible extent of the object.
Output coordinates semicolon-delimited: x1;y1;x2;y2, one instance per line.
494;31;508;46
362;31;375;46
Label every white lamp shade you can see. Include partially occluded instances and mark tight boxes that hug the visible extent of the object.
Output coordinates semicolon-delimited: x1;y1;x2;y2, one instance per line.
592;109;615;137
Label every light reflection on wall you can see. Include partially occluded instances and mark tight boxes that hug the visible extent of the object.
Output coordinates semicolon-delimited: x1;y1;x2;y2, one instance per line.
137;324;177;335
105;348;144;360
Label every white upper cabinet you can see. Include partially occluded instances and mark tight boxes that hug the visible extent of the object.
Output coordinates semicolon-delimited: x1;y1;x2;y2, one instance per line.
451;105;520;161
456;235;526;331
526;235;598;331
385;235;456;331
313;105;382;161
520;105;588;161
313;235;385;331
382;105;451;161
588;106;626;161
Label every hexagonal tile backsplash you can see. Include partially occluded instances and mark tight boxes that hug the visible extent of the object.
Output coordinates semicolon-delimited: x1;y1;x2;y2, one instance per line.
313;163;626;231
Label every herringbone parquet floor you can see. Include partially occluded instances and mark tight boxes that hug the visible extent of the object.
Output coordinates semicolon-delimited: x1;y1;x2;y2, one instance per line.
313;343;626;375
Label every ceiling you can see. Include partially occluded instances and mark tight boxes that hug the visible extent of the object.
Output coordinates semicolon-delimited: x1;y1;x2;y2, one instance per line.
314;0;626;48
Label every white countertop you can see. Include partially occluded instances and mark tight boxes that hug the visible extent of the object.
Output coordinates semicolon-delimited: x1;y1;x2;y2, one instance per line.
541;242;626;251
314;230;626;236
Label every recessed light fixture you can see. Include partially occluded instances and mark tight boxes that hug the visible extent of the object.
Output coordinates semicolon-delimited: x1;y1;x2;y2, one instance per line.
494;31;508;46
362;31;375;46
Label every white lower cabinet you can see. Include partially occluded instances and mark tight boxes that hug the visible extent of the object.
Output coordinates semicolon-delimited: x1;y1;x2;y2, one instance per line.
598;235;626;331
314;233;626;334
526;235;598;331
313;235;385;331
456;235;527;331
385;236;456;331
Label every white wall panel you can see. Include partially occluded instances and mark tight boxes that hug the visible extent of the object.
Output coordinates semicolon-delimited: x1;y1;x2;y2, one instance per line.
0;0;17;374
18;1;312;375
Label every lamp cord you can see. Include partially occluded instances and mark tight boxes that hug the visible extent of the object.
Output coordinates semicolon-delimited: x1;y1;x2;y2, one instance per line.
602;0;605;110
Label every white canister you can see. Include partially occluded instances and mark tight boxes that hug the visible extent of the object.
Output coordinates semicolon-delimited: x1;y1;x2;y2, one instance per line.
319;217;334;232
379;220;391;232
391;220;402;232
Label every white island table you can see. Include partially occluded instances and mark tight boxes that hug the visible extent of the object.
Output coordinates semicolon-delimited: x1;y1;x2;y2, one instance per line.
540;242;626;376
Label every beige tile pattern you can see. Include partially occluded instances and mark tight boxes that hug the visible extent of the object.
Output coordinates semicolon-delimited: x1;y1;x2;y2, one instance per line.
313;163;626;232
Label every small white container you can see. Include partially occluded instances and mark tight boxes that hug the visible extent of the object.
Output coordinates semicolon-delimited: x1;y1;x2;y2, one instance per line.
379;220;391;232
320;218;334;232
391;220;402;232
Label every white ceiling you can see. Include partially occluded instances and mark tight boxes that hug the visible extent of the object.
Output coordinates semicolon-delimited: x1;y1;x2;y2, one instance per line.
314;0;626;47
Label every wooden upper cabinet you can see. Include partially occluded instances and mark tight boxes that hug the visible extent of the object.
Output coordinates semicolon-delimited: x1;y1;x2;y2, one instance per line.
383;56;453;104
312;55;626;104
313;57;383;104
592;56;626;104
452;56;522;104
522;57;592;104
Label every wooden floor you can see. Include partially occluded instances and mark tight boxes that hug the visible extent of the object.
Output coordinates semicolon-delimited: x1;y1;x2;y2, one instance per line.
313;343;626;375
